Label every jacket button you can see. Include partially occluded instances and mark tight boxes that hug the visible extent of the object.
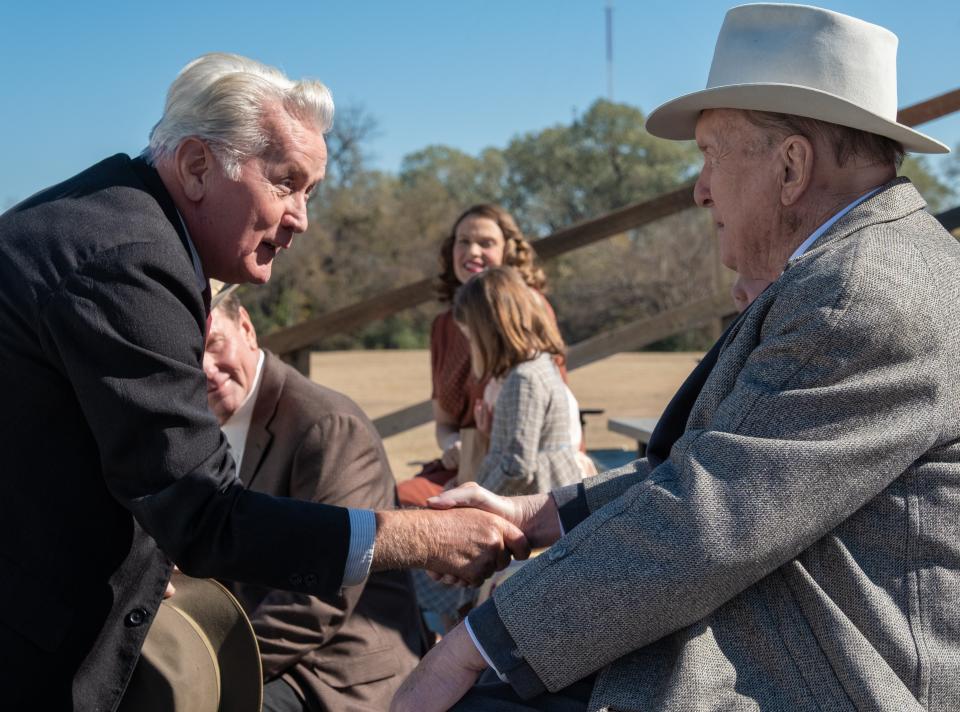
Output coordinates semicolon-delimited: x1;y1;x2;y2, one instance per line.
124;608;149;627
303;573;317;587
547;546;566;561
289;573;303;587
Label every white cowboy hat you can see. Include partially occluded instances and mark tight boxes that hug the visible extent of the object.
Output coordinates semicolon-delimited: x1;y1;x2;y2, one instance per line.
645;3;948;154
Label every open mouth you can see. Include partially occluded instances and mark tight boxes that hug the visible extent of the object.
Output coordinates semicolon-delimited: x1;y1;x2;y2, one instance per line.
462;261;485;273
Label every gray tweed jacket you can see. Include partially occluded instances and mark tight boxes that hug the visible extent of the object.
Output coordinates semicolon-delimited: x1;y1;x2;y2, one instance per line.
475;353;583;496
468;178;960;711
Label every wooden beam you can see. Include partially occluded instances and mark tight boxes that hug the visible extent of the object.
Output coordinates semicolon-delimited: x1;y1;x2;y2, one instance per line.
373;400;435;440
566;292;734;370
261;277;433;354
897;88;960;128
532;184;694;260
371;291;735;437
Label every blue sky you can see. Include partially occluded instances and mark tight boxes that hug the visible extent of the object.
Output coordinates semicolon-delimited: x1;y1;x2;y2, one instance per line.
2;0;958;208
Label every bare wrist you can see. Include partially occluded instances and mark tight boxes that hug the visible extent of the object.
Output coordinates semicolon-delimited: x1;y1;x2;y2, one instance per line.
518;493;561;547
372;510;430;571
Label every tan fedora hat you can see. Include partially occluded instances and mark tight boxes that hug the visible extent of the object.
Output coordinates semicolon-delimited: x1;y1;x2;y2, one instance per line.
119;572;263;712
645;3;948;154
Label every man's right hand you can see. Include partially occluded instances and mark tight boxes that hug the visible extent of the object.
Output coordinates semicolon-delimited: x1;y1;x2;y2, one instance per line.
372;507;530;586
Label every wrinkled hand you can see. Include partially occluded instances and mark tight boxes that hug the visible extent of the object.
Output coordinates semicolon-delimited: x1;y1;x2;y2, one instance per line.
391;622;487;712
440;439;461;470
473;400;495;438
373;507;530;587
428;482;561;549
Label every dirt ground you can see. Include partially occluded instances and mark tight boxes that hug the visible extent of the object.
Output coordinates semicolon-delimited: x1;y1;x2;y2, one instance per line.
309;350;703;481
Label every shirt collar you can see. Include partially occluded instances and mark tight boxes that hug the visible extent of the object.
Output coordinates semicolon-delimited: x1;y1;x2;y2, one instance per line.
787;186;882;263
174;209;207;292
220;349;266;471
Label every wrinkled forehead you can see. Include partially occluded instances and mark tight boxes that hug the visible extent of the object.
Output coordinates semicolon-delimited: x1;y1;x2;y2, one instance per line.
695;108;768;150
259;105;327;170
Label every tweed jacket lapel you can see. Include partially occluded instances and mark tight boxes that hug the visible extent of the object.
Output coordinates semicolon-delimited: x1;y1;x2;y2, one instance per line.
239;352;285;488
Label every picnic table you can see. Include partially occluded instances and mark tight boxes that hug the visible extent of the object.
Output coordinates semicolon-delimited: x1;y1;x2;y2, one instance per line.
607;416;659;457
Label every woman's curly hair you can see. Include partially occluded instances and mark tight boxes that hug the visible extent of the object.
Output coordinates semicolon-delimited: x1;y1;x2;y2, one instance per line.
436;204;546;303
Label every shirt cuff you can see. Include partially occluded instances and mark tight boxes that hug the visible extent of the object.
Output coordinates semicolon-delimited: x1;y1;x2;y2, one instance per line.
342;508;376;587
464;616;508;682
466;600;547;699
552;483;589;534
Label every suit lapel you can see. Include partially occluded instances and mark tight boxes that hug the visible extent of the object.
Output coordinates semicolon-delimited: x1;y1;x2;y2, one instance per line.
645;307;750;468
239;352;284;488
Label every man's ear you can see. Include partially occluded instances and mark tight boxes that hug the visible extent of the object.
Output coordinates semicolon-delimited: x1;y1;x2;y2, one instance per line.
173;138;214;202
779;134;814;207
239;307;259;350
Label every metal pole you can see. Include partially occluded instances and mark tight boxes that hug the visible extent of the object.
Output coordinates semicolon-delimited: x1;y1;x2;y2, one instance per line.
605;0;614;101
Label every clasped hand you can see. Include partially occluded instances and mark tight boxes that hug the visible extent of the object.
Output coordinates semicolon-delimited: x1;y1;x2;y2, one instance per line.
390;483;561;711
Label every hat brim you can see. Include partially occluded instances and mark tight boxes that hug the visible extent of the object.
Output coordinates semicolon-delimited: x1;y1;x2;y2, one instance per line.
645;83;949;154
168;573;263;712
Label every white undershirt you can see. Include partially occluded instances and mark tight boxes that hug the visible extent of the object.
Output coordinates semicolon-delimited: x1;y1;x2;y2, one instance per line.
220;349;265;472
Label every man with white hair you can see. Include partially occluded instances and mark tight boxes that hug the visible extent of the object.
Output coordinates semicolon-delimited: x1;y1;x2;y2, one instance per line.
0;54;528;710
393;5;960;711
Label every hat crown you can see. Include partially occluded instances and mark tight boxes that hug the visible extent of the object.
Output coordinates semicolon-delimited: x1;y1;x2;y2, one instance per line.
707;4;899;120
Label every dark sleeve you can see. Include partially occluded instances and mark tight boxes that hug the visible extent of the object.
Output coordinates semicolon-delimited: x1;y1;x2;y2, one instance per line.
252;413;391;677
38;241;349;595
467;600;547;699
552;483;589;533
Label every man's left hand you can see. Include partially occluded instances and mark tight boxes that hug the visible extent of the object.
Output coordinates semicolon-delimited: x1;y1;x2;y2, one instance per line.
391;622;487;712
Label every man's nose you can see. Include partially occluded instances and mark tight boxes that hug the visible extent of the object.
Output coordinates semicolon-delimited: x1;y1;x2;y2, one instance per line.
693;167;712;208
202;353;217;378
283;194;309;233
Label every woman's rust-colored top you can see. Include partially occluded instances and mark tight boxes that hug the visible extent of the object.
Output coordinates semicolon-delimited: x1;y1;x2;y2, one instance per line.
430;309;486;428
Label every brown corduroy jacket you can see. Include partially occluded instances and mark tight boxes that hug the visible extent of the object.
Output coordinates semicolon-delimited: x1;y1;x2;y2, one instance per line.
225;351;426;711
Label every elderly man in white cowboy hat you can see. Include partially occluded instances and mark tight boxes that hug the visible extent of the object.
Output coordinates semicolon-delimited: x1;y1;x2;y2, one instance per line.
392;4;960;711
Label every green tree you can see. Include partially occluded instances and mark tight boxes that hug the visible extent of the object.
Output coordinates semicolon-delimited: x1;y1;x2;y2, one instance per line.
899;155;953;212
500;100;698;234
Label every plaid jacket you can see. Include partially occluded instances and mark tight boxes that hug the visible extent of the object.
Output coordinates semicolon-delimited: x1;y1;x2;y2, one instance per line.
475;353;582;496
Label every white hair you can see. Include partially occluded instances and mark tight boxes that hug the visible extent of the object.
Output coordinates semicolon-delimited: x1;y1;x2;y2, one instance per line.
146;53;334;180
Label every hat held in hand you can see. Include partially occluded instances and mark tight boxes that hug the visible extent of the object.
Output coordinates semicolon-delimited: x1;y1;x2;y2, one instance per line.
118;571;262;712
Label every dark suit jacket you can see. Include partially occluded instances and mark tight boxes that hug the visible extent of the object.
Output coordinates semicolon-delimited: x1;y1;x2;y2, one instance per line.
226;351;424;710
0;155;352;711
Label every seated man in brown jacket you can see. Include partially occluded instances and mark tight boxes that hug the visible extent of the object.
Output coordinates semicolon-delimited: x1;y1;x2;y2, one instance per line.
205;289;426;712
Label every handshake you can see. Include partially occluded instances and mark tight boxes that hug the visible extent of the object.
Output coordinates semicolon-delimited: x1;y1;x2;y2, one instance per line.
371;483;562;587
